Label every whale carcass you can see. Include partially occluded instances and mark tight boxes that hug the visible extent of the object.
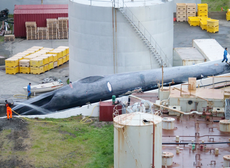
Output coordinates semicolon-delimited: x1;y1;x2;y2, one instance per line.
13;59;230;115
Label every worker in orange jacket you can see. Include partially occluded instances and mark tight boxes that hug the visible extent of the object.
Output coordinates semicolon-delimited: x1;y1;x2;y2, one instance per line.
5;100;12;120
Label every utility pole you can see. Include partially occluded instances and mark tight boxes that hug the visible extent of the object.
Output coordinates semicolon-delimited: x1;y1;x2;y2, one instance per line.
41;0;43;4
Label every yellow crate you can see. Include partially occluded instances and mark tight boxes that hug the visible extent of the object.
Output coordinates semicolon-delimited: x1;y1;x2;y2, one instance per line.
197;3;208;10
207;19;219;27
57;58;63;66
197;14;208;18
207;26;219;33
188;17;200;26
66;54;69;61
48;51;62;59
227;13;230;21
5;66;19;75
30;58;43;67
19;59;30;67
5;58;19;67
66;47;69;54
20;67;30;74
53;54;58;62
200;21;207;30
30;67;44;74
41;54;54;63
53;61;58;68
24;55;38;60
43;64;49;72
57;46;69;55
62;56;67;63
199;17;211;21
56;47;66;56
197;11;208;15
48;62;54;70
38;56;49;65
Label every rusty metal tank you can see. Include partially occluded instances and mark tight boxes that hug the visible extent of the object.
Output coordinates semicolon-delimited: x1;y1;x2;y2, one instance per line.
113;112;162;168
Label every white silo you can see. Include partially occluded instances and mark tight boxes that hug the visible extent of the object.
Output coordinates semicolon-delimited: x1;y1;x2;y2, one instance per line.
69;0;173;81
113;112;162;168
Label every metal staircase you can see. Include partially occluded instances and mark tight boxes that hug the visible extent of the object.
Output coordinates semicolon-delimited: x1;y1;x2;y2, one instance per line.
118;7;171;67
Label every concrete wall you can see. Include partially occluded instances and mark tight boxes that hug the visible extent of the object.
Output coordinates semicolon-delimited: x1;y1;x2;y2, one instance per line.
208;12;226;19
0;0;68;14
69;0;173;81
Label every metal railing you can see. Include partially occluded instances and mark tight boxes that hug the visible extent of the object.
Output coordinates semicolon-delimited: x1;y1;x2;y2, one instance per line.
120;4;171;67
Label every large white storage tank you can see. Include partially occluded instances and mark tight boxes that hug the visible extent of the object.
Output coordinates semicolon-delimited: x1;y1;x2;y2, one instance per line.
69;0;174;81
113;112;162;168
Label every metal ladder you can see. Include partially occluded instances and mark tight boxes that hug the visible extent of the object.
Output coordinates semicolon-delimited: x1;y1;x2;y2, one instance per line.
118;7;171;67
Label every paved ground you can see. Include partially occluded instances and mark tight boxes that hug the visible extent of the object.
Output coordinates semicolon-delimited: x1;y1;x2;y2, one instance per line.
174;19;230;48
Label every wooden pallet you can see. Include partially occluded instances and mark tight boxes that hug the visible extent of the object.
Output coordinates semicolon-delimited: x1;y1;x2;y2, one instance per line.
58;31;69;39
37;27;48;40
4;35;15;42
58;17;68;32
47;19;58;39
26;26;37;40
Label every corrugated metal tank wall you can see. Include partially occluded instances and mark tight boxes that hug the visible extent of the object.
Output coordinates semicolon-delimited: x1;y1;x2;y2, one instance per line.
69;0;173;81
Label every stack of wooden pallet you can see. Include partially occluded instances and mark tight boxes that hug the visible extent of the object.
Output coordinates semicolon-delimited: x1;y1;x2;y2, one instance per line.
37;27;48;40
176;3;186;22
58;17;68;39
47;19;58;40
4;35;15;42
25;22;37;40
186;3;196;21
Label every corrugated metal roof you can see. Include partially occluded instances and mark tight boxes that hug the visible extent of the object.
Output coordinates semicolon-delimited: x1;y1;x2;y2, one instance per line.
14;9;68;14
14;4;68;10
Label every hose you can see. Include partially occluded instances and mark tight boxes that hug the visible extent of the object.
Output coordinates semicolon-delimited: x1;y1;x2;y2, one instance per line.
80;105;98;124
11;109;56;123
13;94;35;99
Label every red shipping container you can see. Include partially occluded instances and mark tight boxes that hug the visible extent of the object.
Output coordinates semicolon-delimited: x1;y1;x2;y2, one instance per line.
14;5;68;38
99;101;122;122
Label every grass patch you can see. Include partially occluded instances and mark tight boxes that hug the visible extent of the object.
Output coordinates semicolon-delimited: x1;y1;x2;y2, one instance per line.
23;116;114;168
0;36;4;42
202;0;230;11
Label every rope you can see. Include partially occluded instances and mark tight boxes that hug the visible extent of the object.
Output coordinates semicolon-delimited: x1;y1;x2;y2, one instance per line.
80;105;98;124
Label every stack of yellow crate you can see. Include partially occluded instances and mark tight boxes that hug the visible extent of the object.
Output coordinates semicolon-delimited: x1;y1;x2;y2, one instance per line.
186;3;196;21
5;46;69;75
30;48;54;74
197;3;208;18
226;9;230;21
199;17;211;30
188;16;200;26
207;19;219;33
176;3;187;22
19;59;30;74
5;57;19;75
56;46;69;64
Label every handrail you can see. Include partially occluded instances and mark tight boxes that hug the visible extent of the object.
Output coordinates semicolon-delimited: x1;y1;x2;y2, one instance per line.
121;4;171;67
